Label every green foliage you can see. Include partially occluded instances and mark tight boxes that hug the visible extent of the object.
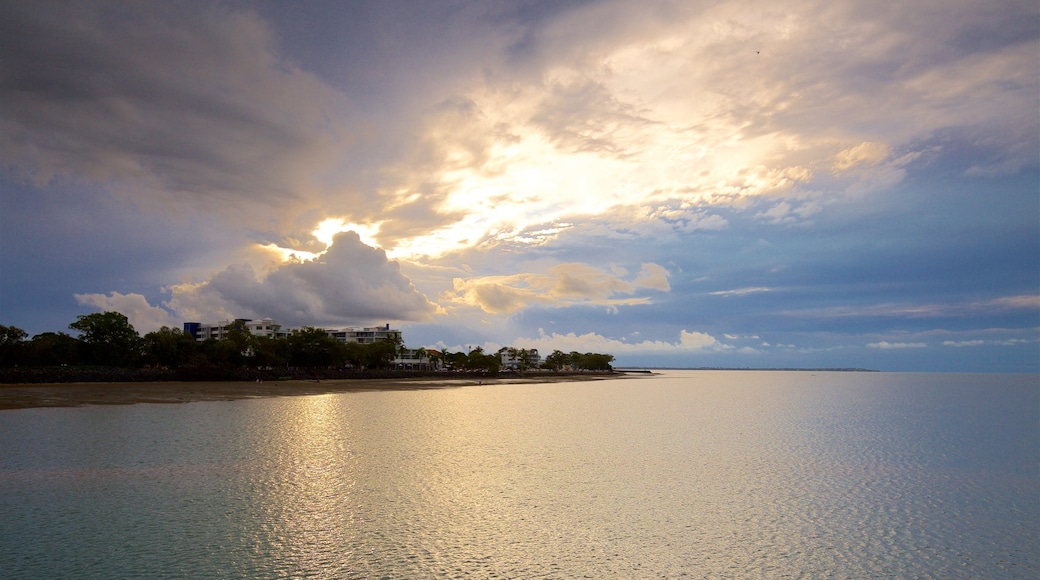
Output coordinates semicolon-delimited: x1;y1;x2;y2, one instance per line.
0;324;27;346
27;332;81;366
6;314;617;376
287;327;347;368
542;349;614;371
436;347;501;371
141;327;198;367
544;349;569;370
251;335;288;369
0;325;29;366
363;340;398;370
69;312;142;367
343;341;366;369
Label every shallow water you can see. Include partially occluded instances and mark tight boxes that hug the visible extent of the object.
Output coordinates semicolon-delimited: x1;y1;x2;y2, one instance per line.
1;371;1037;578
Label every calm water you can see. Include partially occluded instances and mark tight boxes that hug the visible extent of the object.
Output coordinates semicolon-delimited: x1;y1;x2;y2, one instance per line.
0;371;1037;579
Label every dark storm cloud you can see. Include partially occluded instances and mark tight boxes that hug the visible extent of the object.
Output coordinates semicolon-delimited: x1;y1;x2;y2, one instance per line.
0;0;348;208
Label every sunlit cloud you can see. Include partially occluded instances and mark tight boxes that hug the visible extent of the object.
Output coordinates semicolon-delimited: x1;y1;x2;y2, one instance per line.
164;232;440;328
2;0;1036;371
444;262;671;314
833;142;890;172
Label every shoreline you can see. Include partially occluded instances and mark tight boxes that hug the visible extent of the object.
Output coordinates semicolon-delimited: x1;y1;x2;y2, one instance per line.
0;374;621;411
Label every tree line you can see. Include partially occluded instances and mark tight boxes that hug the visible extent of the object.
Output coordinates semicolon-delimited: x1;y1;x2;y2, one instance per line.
0;312;400;372
0;311;615;375
431;346;614;372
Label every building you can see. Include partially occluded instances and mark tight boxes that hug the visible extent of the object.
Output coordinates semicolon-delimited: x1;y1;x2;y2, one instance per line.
326;324;401;345
184;318;288;341
393;347;444;370
499;348;541;370
184;319;401;346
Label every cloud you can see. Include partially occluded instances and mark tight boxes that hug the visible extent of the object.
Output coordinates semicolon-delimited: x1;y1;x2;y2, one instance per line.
943;338;1034;347
2;0;1037;374
0;1;357;229
942;340;986;347
634;263;671;291
6;0;1035;261
680;330;725;350
166;232;439;327
363;0;1032;258
833;142;890;172
867;341;927;349
445;262;671;314
75;292;180;333
779;295;1040;319
710;287;773;297
470;328;736;356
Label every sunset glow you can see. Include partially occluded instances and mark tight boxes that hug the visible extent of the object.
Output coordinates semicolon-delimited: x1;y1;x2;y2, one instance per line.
2;0;1036;371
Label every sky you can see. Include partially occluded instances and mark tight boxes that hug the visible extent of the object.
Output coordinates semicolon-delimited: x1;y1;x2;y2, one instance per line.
1;0;1037;372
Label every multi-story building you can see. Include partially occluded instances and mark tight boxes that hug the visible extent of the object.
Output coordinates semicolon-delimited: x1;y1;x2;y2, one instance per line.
183;319;402;346
326;324;401;345
499;348;541;370
393;347;443;370
183;318;289;341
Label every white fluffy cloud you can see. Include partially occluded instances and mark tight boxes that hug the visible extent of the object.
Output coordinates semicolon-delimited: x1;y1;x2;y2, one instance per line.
166;232;440;328
74;292;180;333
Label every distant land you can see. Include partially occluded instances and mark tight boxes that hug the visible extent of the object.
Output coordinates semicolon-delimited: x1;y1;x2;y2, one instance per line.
615;367;880;372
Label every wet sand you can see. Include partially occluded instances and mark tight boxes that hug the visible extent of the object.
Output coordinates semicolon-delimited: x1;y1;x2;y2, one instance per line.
0;374;616;410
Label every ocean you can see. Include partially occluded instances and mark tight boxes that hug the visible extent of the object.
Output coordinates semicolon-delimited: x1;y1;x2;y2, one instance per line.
1;371;1037;578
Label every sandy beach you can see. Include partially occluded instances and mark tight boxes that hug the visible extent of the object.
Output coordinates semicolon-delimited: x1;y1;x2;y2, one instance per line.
0;374;616;410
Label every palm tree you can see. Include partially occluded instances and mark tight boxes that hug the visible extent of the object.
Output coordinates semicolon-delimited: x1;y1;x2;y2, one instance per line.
519;348;533;371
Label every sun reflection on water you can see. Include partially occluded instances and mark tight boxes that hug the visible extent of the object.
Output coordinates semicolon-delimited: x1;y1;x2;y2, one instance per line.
247;394;359;578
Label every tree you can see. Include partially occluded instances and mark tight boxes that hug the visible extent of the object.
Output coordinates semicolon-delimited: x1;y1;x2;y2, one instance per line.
0;325;28;366
287;327;346;368
141;327;197;368
580;352;615;371
27;332;82;366
224;320;256;355
343;341;367;370
518;348;534;371
363;340;398;370
463;346;500;372
251;335;288;369
541;349;613;371
69;312;141;367
444;351;468;370
426;349;445;371
544;349;568;371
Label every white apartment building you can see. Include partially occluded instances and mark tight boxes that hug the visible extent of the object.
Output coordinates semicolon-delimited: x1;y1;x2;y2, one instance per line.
326;324;402;345
183;319;402;345
393;348;443;370
499;348;541;370
184;318;288;341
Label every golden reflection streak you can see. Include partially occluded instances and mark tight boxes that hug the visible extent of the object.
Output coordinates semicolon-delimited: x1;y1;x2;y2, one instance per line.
254;394;358;577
